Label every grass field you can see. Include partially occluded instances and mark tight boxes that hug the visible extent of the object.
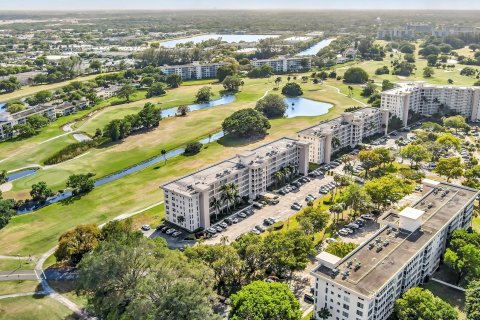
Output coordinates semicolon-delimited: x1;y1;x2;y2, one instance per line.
0;258;34;271
472;216;480;232
0;296;77;320
0;280;40;296
422;281;466;320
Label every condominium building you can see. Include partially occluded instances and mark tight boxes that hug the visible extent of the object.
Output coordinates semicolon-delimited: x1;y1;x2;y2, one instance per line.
251;56;311;73
160;138;310;232
297;107;389;164
160;61;226;80
311;179;478;320
381;82;480;126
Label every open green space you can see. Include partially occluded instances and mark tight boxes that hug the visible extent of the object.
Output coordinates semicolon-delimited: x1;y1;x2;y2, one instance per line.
0;258;34;271
0;296;77;320
0;280;39;296
422;281;466;320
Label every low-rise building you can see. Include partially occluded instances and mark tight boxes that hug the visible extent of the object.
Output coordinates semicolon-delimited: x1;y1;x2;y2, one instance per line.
381;82;480;126
160;61;226;80
95;84;123;99
160;138;310;232
251;56;311;73
297;107;389;164
311;180;478;320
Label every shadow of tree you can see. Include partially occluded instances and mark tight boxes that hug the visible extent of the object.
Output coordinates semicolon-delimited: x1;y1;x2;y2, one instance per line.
217;134;267;148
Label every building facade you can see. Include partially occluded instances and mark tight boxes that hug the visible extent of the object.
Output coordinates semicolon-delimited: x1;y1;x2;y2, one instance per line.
381;82;480;125
160;138;310;231
297;107;389;164
160;61;226;80
311;180;478;320
251;56;311;73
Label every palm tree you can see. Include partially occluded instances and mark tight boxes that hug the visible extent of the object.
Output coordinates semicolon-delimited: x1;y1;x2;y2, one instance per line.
331;137;341;150
347;86;354;97
177;215;185;224
317;307;332;320
274;76;282;88
228;183;240;209
273;171;284;188
161;149;167;164
210;197;222;221
220;185;232;213
208;133;212;143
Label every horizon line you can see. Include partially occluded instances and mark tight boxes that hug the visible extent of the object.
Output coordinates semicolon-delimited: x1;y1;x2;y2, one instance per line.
2;8;480;12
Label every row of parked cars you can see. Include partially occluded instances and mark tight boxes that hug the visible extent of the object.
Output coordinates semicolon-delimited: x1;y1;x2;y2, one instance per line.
337;214;374;236
206;208;256;235
155;225;182;238
278;176;313;195
319;181;340;194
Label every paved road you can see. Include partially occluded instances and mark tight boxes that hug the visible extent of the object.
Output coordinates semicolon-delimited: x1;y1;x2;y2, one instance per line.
0;270;38;281
204;175;334;245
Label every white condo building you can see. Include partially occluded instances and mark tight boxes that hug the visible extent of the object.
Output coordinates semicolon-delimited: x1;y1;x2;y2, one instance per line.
251;56;311;73
160;138;310;232
297;107;389;164
160;61;226;80
311;180;478;320
381;82;480;126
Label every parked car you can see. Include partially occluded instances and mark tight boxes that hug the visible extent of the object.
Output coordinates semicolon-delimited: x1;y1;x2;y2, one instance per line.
232;218;239;224
207;227;217;234
253;202;263;209
325;238;337;244
341;228;354;234
264;218;274;226
346;223;360;229
238;212;247;218
338;229;350;236
215;226;223;233
251;229;261;235
172;231;182;238
361;214;373;220
166;228;176;235
220;222;228;229
304;293;315;303
255;225;265;232
156;224;164;231
141;224;151;231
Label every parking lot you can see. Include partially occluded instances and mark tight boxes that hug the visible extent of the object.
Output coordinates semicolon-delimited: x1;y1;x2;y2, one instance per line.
204;174;335;244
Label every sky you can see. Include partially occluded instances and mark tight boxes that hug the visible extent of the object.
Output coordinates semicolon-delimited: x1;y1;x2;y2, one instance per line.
2;0;480;11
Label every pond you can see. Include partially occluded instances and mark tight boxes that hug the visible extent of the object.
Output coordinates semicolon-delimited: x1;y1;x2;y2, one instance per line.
162;95;236;117
296;38;335;56
6;168;39;182
160;34;279;48
284;97;333;118
17;131;227;214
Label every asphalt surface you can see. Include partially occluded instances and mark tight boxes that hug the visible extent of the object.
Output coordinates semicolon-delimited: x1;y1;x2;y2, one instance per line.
0;270;39;281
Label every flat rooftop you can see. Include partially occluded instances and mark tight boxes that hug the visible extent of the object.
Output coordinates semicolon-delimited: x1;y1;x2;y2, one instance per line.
161;137;303;196
383;81;480;95
313;181;478;298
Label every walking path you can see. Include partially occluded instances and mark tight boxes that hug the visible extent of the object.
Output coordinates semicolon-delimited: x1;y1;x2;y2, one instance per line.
324;84;367;106
0;291;47;300
431;277;466;292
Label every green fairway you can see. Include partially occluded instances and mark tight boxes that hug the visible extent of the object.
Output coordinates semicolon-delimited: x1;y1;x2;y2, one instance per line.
0;280;39;296
0;258;34;271
0;296;76;320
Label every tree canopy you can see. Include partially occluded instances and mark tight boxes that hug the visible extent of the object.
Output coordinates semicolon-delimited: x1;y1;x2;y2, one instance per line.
281;82;303;96
255;94;287;118
222;108;271;138
343;67;369;84
229;281;302;320
394;287;458;320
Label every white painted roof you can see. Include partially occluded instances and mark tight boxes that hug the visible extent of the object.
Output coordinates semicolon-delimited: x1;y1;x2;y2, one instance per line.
317;251;342;265
399;207;425;220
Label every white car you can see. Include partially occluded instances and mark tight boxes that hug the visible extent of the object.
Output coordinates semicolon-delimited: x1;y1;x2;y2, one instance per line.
338;229;349;236
361;214;374;220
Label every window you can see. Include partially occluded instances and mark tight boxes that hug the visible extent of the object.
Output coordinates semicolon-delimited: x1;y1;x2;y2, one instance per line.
356;310;363;316
357;302;364;309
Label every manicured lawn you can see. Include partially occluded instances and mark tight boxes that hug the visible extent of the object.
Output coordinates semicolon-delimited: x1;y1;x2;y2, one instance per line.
422;281;466;320
0;280;40;295
472;216;480;233
128;204;165;230
0;296;77;320
47;281;87;308
0;258;34;271
301;310;313;320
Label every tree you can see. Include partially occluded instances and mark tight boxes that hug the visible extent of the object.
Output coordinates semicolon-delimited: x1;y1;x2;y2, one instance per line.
54;224;101;264
255;93;287;118
434;157;464;182
117;84;135;102
443;115;467;133
400;144;431;168
0;196;16;230
161;149;167;163
423;66;435;78
166;74;182;88
30;181;54;202
361;82;377;97
427;54;438;67
445;244;480;285
466;280;480;320
185;244;243;295
262;230;314;279
317;307;332;320
394;287;458;320
33;90;53;104
342;184;371;218
140;76;155;88
436;133;461;151
177;105;190;116
281;82;303;96
26;114;49;130
146;82;166;98
364;175;413;209
358;150;381;178
184;141;203;155
77;237;220;320
66;173;95;195
229;281;302;320
222;75;243;92
222;108;271;138
137;102;161;129
0;170;7;184
343;67;369;84
195;86;214;103
382;79;395;91
217;64;235;82
297;207;329;236
13;123;36;139
89;60;102;73
325;241;358;258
